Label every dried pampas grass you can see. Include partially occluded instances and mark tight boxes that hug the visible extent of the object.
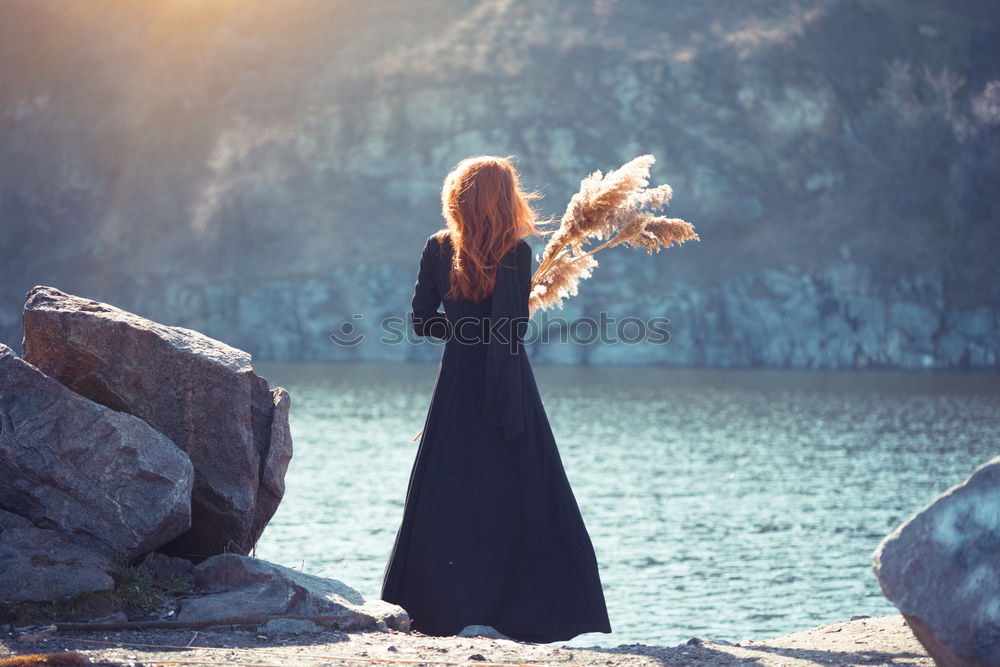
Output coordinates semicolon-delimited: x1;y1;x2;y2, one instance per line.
529;155;699;311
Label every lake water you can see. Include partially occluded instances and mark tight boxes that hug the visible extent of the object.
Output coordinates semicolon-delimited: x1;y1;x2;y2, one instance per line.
253;361;1000;648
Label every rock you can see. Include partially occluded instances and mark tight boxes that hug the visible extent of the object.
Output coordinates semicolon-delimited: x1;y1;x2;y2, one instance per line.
89;612;129;624
252;387;293;543
21;286;293;560
458;625;512;640
0;344;193;559
177;554;409;632
259;618;325;635
873;456;1000;667
139;552;195;587
0;526;116;603
0;509;34;531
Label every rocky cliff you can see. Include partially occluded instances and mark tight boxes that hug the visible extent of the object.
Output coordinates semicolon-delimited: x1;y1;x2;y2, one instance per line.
1;0;997;368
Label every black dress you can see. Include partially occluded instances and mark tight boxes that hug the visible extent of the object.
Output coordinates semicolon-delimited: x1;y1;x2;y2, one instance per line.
380;232;612;643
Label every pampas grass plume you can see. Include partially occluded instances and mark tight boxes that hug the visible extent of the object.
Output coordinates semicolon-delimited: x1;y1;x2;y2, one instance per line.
529;155;698;311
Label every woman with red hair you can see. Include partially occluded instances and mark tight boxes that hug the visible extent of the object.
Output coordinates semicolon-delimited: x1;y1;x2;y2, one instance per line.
381;155;611;643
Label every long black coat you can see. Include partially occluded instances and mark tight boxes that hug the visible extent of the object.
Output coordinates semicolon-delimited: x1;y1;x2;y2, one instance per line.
380;232;612;643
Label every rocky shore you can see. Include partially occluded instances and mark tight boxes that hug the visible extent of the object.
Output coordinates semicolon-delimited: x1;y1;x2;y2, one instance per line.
0;615;931;667
3;287;996;666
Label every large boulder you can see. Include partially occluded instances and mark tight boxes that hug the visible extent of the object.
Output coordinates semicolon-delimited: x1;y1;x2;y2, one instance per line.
21;286;293;561
177;554;410;632
873;456;1000;667
0;344;193;559
0;508;34;531
0;526;117;604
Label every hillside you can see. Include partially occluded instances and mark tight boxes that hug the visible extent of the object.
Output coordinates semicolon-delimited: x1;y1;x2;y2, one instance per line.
1;0;998;367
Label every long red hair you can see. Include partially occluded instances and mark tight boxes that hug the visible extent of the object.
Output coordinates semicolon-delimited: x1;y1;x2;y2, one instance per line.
437;155;544;302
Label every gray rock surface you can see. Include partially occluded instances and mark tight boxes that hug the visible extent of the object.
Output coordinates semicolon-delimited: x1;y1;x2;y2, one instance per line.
0;509;34;531
178;554;409;632
139;552;195;587
0;526;116;603
252;387;293;544
259;618;325;635
0;344;194;559
458;625;513;640
21;286;293;560
873;456;1000;667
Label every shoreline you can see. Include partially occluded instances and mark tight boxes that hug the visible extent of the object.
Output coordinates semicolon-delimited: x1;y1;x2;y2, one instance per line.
1;614;931;666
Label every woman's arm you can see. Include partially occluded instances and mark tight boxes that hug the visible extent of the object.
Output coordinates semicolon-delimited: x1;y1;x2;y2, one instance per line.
411;236;450;339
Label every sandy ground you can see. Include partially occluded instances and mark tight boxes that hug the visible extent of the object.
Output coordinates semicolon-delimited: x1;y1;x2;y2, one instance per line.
0;614;932;667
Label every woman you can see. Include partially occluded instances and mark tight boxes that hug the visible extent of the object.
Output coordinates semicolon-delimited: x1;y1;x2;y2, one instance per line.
380;155;611;643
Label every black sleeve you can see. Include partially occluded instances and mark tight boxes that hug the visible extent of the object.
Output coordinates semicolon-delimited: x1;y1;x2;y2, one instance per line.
410;236;450;339
516;239;532;319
